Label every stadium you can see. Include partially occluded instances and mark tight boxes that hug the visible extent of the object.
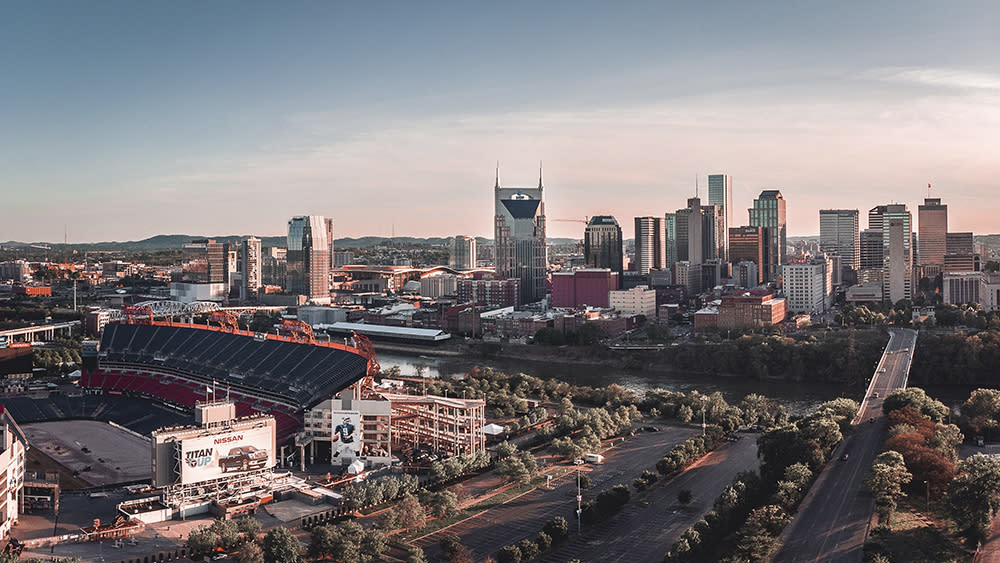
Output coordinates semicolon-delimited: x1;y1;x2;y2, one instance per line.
80;318;374;444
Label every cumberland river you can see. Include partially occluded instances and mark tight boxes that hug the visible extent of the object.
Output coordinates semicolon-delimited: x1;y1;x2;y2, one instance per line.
376;349;846;415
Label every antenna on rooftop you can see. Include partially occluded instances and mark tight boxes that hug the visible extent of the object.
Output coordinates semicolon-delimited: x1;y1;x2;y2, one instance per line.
927;183;932;198
695;175;699;198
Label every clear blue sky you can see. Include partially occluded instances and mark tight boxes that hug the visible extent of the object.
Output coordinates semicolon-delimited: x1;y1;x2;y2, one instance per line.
2;1;998;242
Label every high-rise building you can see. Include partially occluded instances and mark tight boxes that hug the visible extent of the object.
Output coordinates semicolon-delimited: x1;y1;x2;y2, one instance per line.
494;166;547;304
664;213;678;269
729;226;764;286
860;229;884;277
881;204;913;303
945;232;975;273
685;197;704;266
261;247;287;288
749;190;786;283
783;254;833;314
708;174;733;260
287;215;332;302
819;209;860;278
675;209;690;263
633;216;663;275
918;198;948;276
583;216;624;287
182;239;230;285
240;235;261;302
325;218;335;275
701;203;725;261
450;236;477;270
868;205;888;233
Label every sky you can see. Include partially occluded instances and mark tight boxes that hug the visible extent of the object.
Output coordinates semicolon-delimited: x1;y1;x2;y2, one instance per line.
2;1;998;242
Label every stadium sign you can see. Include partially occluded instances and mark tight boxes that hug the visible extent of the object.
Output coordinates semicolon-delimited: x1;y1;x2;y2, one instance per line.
178;425;275;484
330;410;361;463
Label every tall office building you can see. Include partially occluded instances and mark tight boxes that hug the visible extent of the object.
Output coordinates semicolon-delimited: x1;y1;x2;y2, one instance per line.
918;198;948;276
664;213;678;269
325;218;335;275
494;166;547;304
701;203;725;261
945;232;975;273
819;209;860;277
240;235;261;302
749;190;786;283
859;230;884;282
633;217;663;275
287;215;332;301
708;174;733;260
882;204;913;303
583;216;624;287
685;197;704;266
729;226;764;286
450;236;477;270
675;209;690;262
182;239;230;286
868;205;888;233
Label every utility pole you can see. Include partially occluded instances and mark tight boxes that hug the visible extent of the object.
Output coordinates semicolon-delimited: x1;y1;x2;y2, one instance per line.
700;396;708;435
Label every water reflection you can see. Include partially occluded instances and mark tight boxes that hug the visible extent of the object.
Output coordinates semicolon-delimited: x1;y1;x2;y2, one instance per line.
376;349;845;416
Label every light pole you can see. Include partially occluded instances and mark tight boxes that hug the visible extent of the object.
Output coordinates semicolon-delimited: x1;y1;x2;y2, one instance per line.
576;467;582;534
700;396;708;435
924;480;929;512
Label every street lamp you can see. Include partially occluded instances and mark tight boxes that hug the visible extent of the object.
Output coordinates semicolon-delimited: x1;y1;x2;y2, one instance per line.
700;396;708;435
576;467;583;534
924;480;929;511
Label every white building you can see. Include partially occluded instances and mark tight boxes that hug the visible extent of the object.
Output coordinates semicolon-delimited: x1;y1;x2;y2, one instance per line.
783;255;833;314
169;282;228;303
609;285;657;318
420;274;458;298
734;261;759;289
0;408;27;537
944;272;1000;311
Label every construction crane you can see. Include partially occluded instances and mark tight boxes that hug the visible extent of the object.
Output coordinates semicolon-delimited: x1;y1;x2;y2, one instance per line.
278;319;315;344
551;216;590;225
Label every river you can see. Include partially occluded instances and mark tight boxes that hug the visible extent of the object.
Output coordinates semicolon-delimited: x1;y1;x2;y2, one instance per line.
375;349;846;415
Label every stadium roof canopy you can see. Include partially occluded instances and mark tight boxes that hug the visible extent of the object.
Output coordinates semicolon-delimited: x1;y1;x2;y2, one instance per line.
321;322;451;343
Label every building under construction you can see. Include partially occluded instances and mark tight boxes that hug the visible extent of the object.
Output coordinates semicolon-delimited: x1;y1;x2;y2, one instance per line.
303;383;486;468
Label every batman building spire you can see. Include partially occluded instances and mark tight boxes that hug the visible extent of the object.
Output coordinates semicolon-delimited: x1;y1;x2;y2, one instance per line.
494;165;547;304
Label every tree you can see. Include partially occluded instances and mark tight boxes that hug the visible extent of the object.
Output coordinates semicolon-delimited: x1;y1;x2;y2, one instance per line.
947;453;1000;544
440;535;463;560
187;526;216;554
677;489;693;505
536;531;552;552
422;490;459;519
236;541;266;563
359;529;388;563
497;545;522;563
517;538;540;560
263;526;302;563
677;404;694;423
237;516;262;539
209;517;241;549
391;493;426;530
883;387;948;422
865;451;912;526
543;516;570;544
496;440;518;459
406;547;428;563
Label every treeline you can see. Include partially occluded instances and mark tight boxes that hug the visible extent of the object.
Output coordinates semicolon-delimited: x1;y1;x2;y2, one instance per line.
909;330;1000;385
666;397;858;562
659;331;888;383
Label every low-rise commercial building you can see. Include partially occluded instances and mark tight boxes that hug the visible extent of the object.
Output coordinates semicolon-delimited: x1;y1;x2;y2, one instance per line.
609;285;658;319
717;292;786;331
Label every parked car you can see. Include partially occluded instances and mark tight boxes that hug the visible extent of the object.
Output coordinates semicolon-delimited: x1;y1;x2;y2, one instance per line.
219;446;269;472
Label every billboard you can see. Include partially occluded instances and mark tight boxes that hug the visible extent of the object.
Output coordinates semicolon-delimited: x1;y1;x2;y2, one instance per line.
330;410;361;463
178;423;275;484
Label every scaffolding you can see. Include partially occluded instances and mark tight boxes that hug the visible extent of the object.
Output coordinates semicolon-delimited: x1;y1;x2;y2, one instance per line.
378;392;486;457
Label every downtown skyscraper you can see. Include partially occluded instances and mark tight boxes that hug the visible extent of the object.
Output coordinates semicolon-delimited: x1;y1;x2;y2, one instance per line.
708;174;733;260
494;166;547;304
882;204;913;303
819;209;860;278
633;216;664;275
584;216;624;287
749;190;786;283
287;215;333;302
918;197;948;276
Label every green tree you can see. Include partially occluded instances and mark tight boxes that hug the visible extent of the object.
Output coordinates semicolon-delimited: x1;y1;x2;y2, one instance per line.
439;535;463;560
677;404;694;423
865;451;912;527
237;516;262;539
496;440;518;459
263;526;302;563
947;453;1000;544
236;541;266;563
186;526;216;554
497;545;522;563
389;493;426;530
423;490;459;519
209;517;241;549
677;489;693;505
406;547;428;563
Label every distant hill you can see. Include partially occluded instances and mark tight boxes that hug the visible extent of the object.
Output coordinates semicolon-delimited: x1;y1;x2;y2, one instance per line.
1;234;582;252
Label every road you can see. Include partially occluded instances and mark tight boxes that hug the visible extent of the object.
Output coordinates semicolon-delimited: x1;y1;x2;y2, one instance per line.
773;328;917;563
411;425;701;561
542;434;760;562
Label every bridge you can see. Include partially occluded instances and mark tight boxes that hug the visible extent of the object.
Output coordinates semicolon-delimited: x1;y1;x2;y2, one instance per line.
773;328;918;562
0;321;81;344
104;301;286;322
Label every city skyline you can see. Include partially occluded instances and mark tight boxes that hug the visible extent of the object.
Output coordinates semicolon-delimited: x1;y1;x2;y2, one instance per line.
2;2;998;242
